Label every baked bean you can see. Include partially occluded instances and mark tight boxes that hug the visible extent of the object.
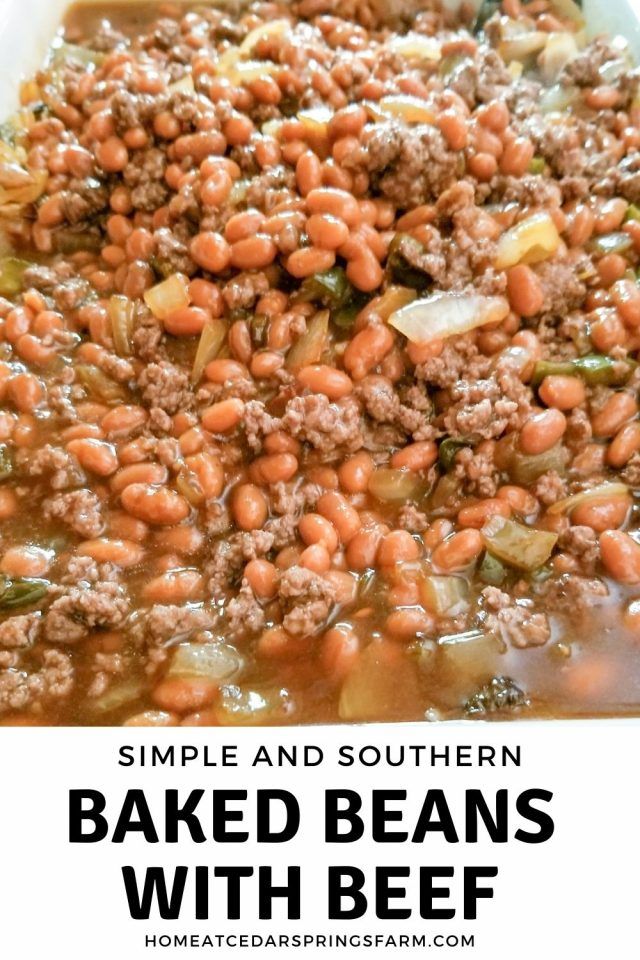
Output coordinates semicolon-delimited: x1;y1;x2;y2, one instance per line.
520;409;567;455
153;525;203;555
121;483;190;525
607;421;640;467
390;441;438;472
611;279;640;327
592;392;638;438
306;187;361;226
96;136;128;172
322;623;361;683
306;212;350;250
497;485;538;516
343;324;394;379
286;246;335;277
337;451;375;493
539;375;586;410
201;398;245;432
184;452;224;499
204;359;248;383
263;432;301;456
101;405;148;437
244;558;278;599
385;608;435;641
594;197;628;235
432;529;483;571
124;710;179;727
7;373;43;412
143;568;204;603
571;494;631;532
296;150;322;195
164;305;209;337
324;569;358;605
499;136;534;176
506;264;544;317
346;525;385;570
600;530;640;584
223;209;265;243
0;546;51;578
67;438;118;476
297;364;353;399
317;491;361;544
377;529;420;565
458;498;512;528
77;538;145;567
300;542;332;573
109;512;149;543
230;235;277;270
232;483;268;531
346;248;384;292
111;462;168;493
250;453;299;485
0;489;18;520
189;231;231;273
153;677;219;712
298;513;339;553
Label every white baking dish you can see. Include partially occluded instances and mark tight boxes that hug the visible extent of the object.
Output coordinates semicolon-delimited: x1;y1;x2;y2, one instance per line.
0;0;639;726
2;0;640;119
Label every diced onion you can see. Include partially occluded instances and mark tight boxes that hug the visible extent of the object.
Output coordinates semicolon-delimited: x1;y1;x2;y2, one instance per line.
368;467;422;502
239;18;291;54
539;83;579;114
549;0;585;26
339;641;421;721
191;318;228;384
228;60;281;84
420;575;469;616
0;167;46;206
168;73;195;95
143;273;190;321
388;34;441;62
168;641;243;682
285;309;329;371
298;106;334;137
494;211;560;270
499;31;548;63
481;516;558;571
440;630;503;675
216;684;294;725
108;294;135;356
548;482;630;516
365;95;436;125
389;292;510;344
539;32;579;84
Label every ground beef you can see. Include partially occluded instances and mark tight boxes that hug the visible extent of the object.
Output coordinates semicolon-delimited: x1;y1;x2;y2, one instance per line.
0;648;73;714
534;470;568;506
357;375;426;436
534;256;588;317
137;361;192;414
559;524;600;573
122;147;168;211
278;565;336;637
538;573;609;613
245;165;297;211
398;503;430;533
621;451;640;486
43;489;105;538
0;613;41;649
264;513;298;549
226;581;265;636
134;603;213;647
449;46;512;107
454;444;500;497
17;444;84;490
561;37;621;88
365;120;461;207
444;378;519;440
207;530;274;593
61;178;109;224
242;400;281;451
417;336;492;389
481;588;550;648
43;582;129;644
281;394;364;455
221;272;270;311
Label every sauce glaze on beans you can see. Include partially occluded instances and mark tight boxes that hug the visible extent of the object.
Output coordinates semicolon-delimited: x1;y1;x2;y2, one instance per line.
1;0;640;726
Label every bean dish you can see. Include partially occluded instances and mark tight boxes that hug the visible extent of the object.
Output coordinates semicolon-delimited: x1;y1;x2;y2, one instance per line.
1;0;640;725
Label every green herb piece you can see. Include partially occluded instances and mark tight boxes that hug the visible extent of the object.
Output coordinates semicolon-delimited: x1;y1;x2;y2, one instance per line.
0;577;48;609
386;233;430;289
528;156;546;174
438;437;471;471
0;257;30;298
464;675;529;716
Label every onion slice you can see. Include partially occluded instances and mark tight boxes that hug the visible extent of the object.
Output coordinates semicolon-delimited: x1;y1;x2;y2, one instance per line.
365;95;436;125
388;292;510;344
495;211;560;270
548;482;630;516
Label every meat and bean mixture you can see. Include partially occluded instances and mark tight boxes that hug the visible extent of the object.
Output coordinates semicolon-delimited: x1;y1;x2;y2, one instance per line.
1;0;640;725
